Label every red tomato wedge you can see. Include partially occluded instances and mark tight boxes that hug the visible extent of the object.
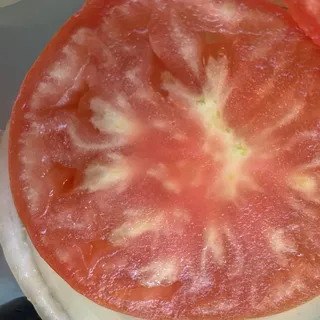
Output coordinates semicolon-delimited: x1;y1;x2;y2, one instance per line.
284;0;320;45
8;0;320;319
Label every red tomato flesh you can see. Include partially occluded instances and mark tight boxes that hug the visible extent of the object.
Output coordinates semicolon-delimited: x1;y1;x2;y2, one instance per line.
8;0;320;319
284;0;320;46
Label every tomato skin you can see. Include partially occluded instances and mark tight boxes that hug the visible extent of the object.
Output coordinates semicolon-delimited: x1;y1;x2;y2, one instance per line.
284;0;320;46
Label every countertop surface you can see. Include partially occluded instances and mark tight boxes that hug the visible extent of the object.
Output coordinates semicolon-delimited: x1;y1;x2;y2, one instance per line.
0;0;84;304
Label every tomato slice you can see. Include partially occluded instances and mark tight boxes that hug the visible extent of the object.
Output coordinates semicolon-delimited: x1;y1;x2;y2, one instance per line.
284;0;320;46
8;0;320;319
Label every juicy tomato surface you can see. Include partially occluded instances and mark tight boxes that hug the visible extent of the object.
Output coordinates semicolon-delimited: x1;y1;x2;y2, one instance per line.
284;0;320;45
8;0;320;319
